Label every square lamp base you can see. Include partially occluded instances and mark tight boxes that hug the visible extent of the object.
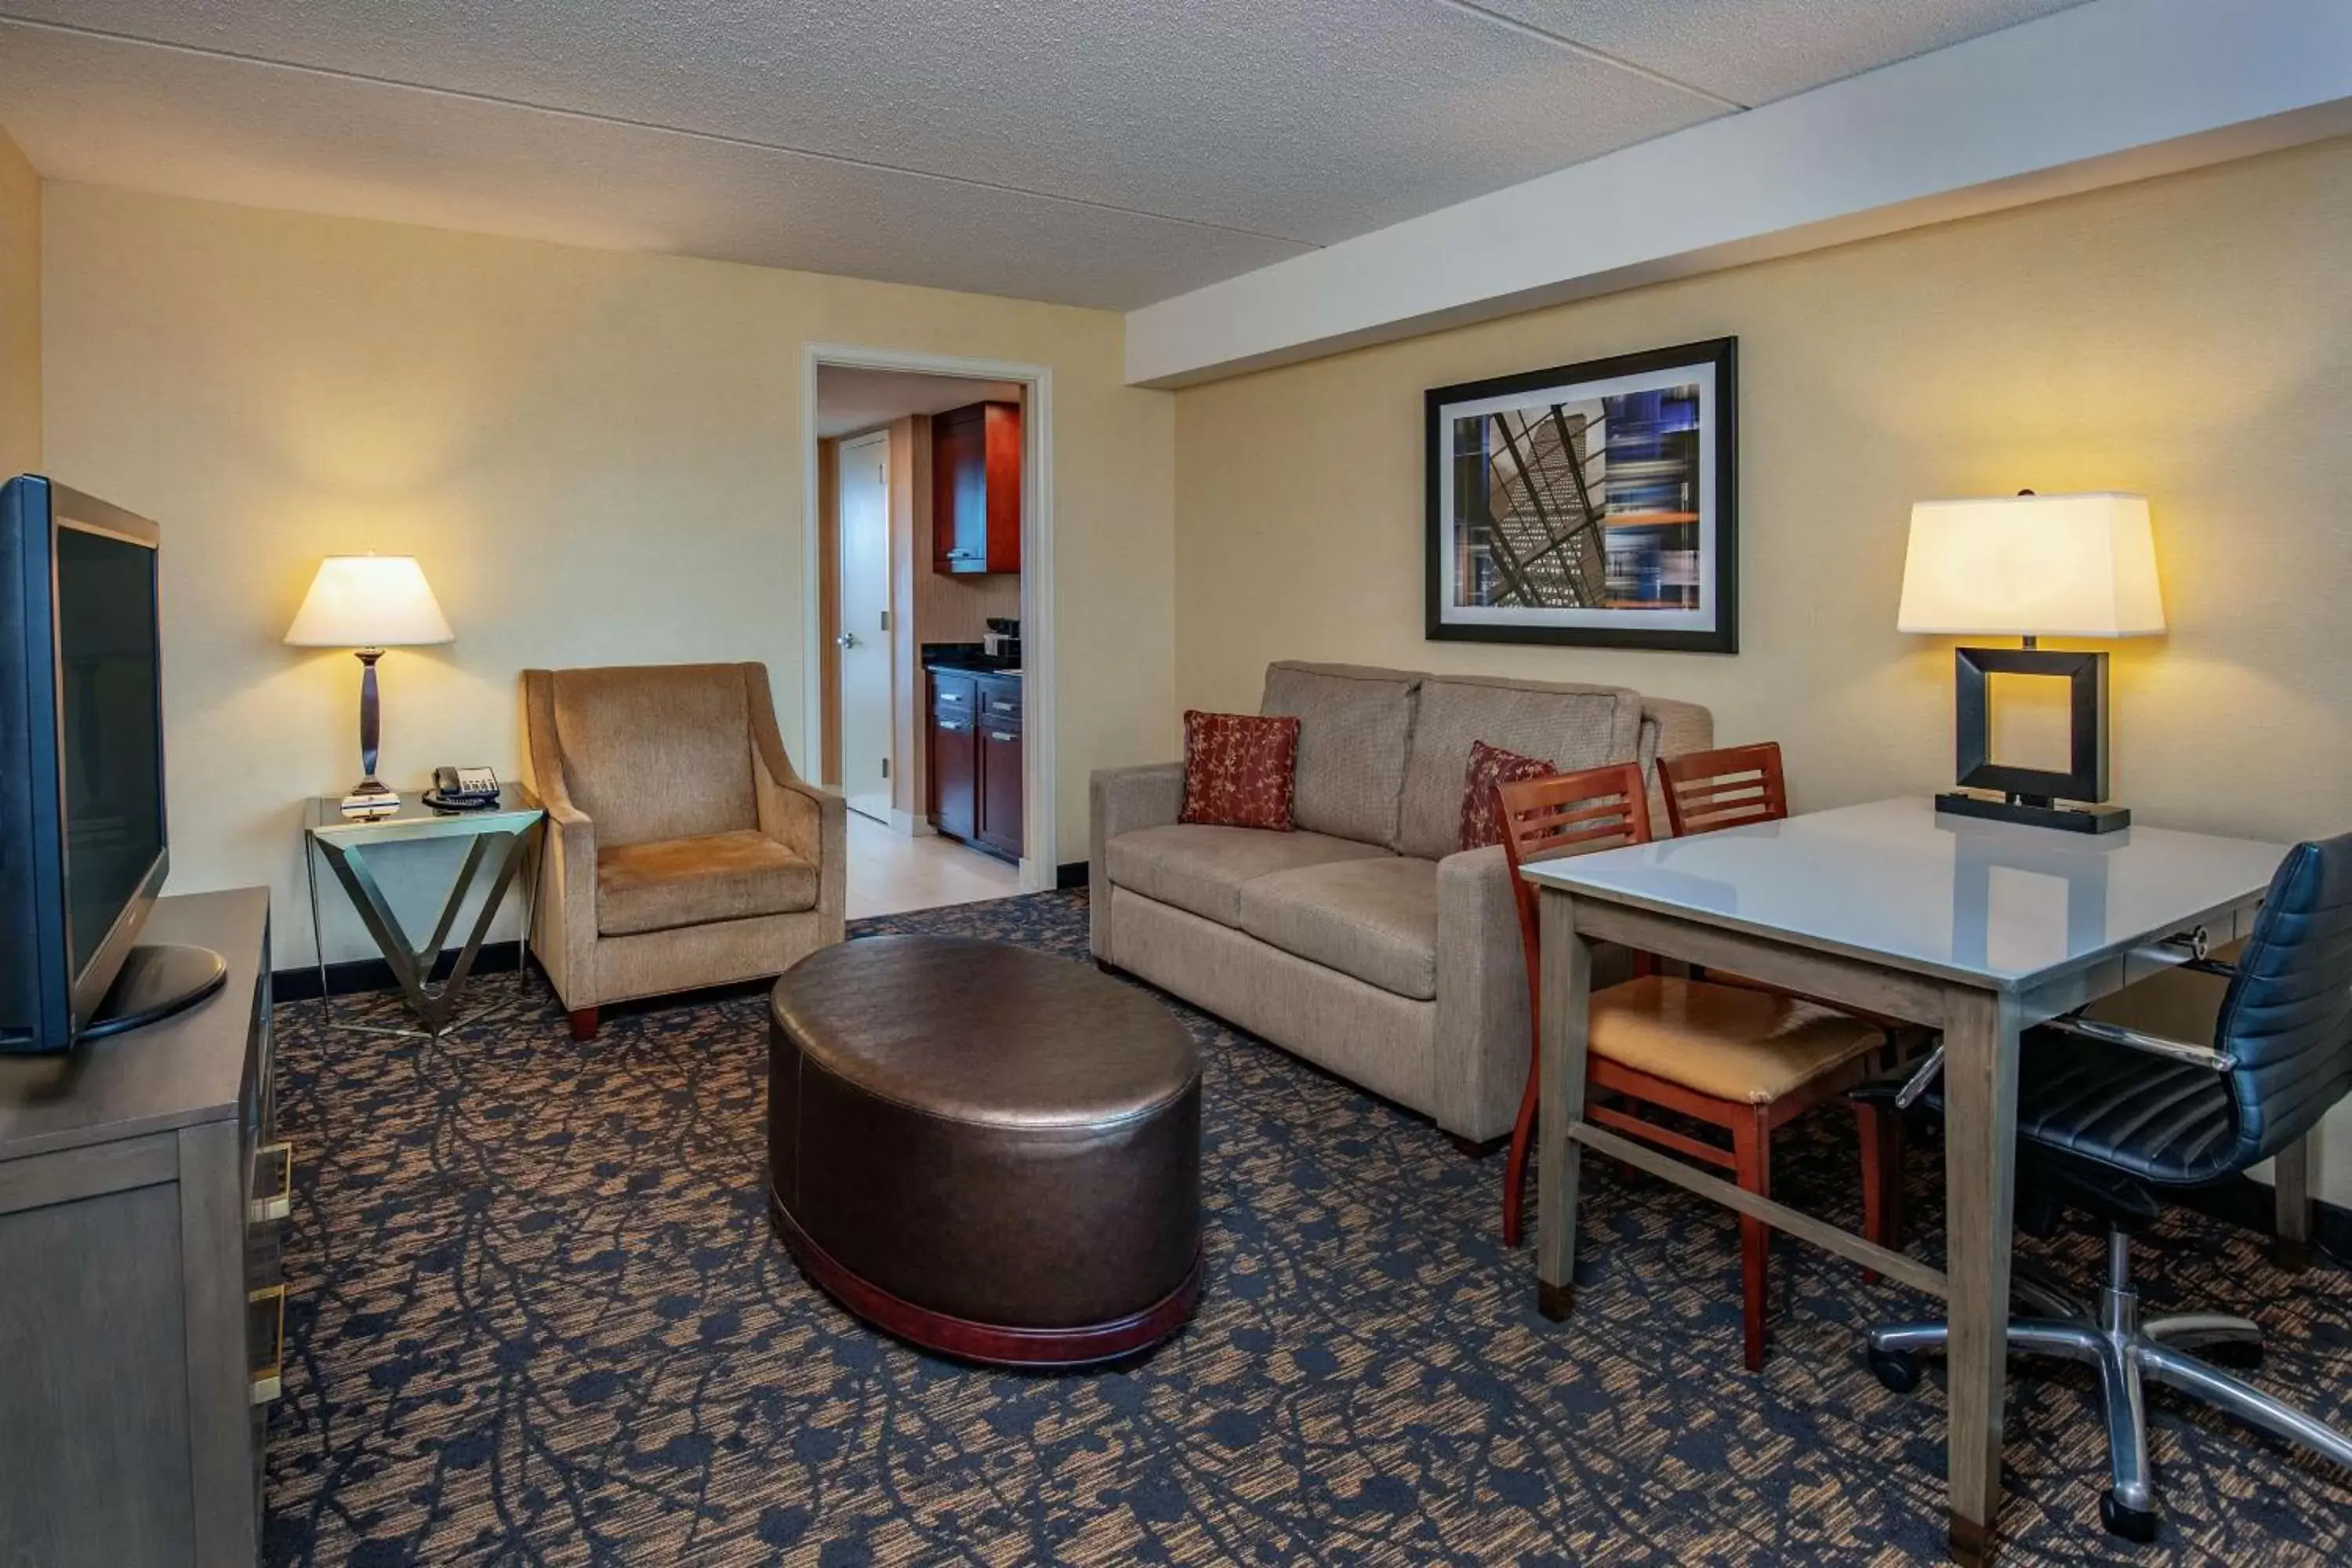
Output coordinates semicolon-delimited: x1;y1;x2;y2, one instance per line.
1934;789;2131;835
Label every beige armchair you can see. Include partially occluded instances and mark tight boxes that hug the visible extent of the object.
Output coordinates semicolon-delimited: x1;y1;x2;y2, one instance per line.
522;662;844;1039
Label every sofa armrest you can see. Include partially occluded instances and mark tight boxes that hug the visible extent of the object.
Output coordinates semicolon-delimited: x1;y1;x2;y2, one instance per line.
1431;845;1646;1142
1090;762;1185;958
1432;844;1528;1141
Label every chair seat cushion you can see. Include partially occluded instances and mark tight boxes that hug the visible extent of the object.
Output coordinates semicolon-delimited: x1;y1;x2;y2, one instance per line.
1238;855;1440;1000
598;829;818;936
1103;824;1389;930
1590;976;1883;1105
1926;1033;2237;1186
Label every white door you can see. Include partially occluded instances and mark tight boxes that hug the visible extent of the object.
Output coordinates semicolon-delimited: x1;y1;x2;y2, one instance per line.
836;433;893;823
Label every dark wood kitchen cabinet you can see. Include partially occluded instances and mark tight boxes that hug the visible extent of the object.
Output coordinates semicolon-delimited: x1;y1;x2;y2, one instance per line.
928;670;1022;862
931;401;1022;575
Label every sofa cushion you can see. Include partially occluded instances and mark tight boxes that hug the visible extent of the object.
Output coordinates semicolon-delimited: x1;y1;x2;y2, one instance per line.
1260;662;1421;848
597;829;818;937
1397;675;1643;861
1238;855;1441;1001
1104;824;1389;929
1590;976;1882;1105
1179;710;1300;830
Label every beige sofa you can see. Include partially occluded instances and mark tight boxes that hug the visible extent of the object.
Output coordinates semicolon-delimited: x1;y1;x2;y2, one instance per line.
1091;662;1711;1145
524;662;845;1040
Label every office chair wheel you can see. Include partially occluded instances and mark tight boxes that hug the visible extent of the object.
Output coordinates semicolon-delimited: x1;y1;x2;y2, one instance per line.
1867;1346;1922;1394
2100;1489;2160;1543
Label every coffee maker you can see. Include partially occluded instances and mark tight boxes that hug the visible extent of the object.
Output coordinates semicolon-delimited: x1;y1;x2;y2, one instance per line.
982;617;1022;665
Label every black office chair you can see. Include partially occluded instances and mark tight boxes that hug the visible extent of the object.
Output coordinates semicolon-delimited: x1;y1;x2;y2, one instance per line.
1864;833;2352;1543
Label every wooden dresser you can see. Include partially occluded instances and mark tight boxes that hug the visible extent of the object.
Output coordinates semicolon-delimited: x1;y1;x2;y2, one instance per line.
0;887;280;1567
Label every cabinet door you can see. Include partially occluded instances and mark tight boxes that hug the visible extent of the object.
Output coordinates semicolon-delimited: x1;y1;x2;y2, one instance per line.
977;722;1024;858
932;408;986;573
931;711;977;842
979;401;1022;573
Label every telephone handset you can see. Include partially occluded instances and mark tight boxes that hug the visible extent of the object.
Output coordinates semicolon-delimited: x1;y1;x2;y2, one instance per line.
424;765;501;811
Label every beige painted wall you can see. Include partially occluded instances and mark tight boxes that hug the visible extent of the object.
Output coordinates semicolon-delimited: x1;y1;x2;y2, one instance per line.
42;183;1174;964
1175;134;2352;1199
1177;136;2352;846
0;125;37;475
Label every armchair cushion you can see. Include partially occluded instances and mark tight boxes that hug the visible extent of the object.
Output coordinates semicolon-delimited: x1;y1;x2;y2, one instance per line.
551;663;760;848
597;828;818;937
1240;855;1440;1000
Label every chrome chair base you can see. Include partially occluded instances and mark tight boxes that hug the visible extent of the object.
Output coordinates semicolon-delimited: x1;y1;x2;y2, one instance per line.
1866;1230;2352;1542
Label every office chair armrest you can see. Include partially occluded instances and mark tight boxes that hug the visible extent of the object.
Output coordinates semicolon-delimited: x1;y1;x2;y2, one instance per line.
2039;1014;2237;1073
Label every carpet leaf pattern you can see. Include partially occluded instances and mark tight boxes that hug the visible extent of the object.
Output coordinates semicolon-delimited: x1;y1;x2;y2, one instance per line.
265;891;2352;1565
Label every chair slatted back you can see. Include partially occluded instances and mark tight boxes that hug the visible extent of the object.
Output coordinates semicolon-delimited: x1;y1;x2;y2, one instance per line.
1495;763;1654;991
1659;742;1788;838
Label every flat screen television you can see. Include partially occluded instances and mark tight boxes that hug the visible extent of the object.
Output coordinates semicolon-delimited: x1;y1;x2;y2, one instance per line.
2;475;220;1054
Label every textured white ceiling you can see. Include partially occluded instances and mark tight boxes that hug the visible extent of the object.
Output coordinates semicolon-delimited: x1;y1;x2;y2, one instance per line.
816;368;1022;441
0;1;2092;309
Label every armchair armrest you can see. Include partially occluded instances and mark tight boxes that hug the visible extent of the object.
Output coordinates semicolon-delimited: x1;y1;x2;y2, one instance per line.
751;724;847;941
532;783;599;1011
1090;762;1185;959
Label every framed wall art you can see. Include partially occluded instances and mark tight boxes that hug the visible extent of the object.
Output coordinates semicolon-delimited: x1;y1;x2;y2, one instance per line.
1425;337;1737;652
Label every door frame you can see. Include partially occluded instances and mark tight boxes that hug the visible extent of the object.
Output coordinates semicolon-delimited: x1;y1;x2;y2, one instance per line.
801;343;1058;894
832;427;893;825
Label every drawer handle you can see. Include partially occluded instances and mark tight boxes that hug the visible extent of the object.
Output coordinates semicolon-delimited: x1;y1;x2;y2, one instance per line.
939;691;964;703
249;1141;292;1225
939;720;967;733
989;731;1017;742
249;1285;287;1406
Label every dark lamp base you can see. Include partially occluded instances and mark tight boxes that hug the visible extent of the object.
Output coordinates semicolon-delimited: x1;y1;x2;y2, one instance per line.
1935;789;2132;835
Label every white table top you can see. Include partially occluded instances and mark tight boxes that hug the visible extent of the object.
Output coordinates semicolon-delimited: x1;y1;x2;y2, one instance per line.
1519;797;2288;990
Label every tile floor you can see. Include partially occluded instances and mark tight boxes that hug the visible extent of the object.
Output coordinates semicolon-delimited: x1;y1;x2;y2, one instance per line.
844;808;1022;919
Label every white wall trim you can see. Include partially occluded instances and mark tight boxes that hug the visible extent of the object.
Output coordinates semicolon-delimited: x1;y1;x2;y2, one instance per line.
800;342;1057;894
1127;0;2352;387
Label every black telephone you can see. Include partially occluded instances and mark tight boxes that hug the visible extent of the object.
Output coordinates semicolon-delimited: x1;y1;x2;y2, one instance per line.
425;765;501;811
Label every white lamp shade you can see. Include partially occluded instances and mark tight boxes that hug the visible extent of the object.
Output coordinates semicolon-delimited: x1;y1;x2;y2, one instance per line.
1896;492;2165;637
283;555;454;648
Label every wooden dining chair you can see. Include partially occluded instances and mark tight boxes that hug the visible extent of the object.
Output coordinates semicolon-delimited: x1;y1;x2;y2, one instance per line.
1497;762;1905;1370
1657;739;1917;1265
1658;741;1788;837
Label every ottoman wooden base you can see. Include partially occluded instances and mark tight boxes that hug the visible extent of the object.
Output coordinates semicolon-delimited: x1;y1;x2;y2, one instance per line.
769;1190;1202;1367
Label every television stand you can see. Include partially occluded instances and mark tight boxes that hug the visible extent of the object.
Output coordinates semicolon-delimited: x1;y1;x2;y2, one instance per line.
82;942;230;1041
0;888;277;1566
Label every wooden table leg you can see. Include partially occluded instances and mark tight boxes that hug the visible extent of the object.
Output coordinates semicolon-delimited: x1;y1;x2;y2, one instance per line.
1535;885;1594;1320
2274;1134;2315;1272
1940;984;2022;1565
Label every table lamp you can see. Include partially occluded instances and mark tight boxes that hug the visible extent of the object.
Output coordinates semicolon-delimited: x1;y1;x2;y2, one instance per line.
284;554;453;815
1897;491;2163;834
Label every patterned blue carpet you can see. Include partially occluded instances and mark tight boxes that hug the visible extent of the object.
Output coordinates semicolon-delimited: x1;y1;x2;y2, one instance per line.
264;891;2352;1565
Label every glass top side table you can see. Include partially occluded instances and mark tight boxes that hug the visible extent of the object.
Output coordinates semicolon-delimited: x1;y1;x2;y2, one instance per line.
303;785;546;1035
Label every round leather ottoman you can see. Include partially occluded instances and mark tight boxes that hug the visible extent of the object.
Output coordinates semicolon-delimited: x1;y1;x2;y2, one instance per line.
767;935;1202;1367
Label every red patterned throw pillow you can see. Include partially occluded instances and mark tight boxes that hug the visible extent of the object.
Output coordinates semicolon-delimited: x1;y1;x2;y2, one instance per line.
1180;710;1301;831
1460;739;1559;851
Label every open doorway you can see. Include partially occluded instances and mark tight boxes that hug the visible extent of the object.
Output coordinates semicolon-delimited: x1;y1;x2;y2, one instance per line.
805;347;1055;917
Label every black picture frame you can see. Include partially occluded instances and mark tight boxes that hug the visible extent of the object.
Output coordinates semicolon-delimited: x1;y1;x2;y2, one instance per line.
1425;337;1737;653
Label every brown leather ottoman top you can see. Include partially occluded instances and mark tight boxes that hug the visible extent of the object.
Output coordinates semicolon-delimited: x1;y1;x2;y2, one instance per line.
767;935;1202;1366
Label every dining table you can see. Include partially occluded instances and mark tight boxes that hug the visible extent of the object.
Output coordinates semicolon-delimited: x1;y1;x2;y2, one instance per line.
1519;796;2296;1563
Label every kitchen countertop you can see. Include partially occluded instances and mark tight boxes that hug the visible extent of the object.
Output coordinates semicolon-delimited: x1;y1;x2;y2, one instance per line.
924;658;1022;677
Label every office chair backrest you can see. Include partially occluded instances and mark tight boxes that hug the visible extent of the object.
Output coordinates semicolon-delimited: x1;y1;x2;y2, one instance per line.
2216;831;2352;1167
